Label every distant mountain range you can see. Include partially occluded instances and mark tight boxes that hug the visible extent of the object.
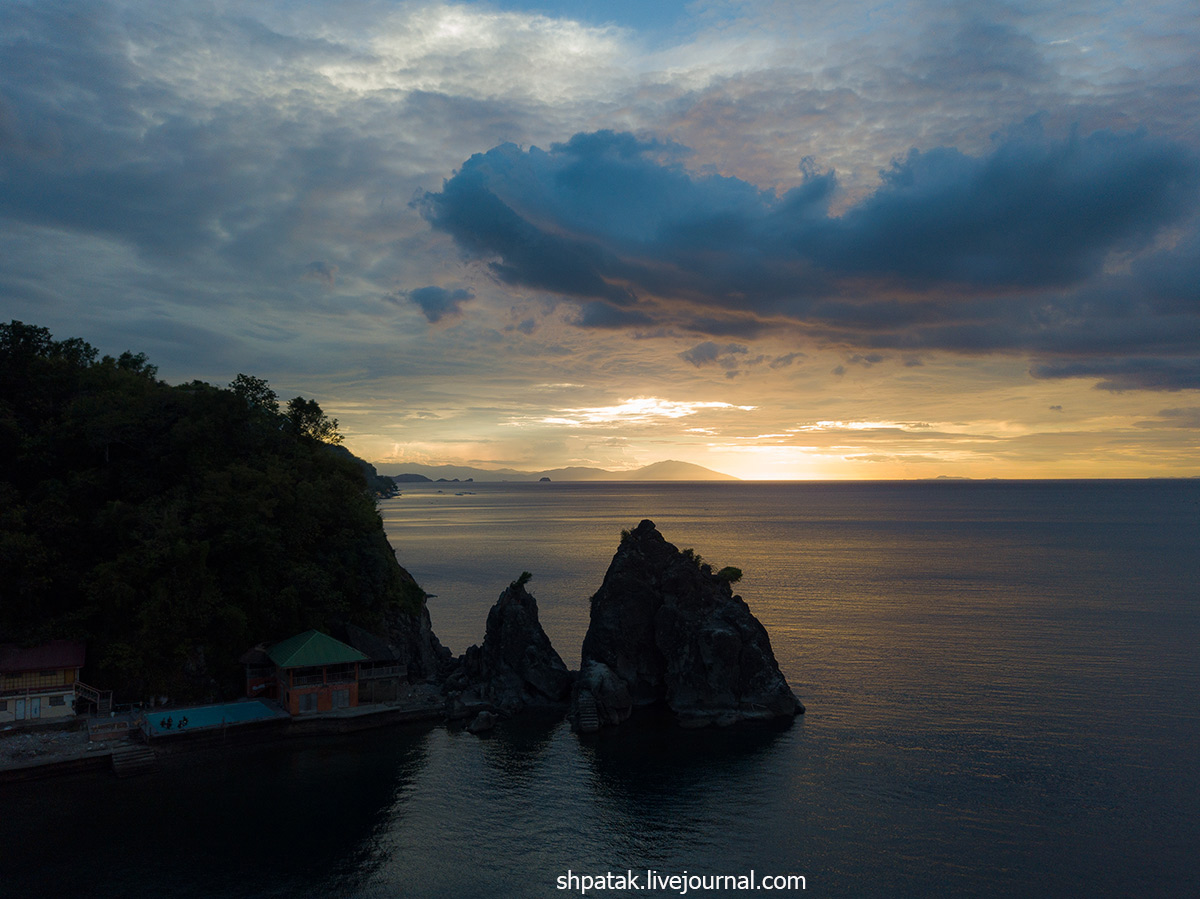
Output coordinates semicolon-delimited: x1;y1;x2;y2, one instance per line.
381;459;738;482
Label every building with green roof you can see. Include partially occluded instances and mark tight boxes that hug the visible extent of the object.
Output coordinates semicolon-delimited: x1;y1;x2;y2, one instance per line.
264;630;369;716
268;630;367;669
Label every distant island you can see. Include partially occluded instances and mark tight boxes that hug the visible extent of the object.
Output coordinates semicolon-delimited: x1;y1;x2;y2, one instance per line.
382;459;738;482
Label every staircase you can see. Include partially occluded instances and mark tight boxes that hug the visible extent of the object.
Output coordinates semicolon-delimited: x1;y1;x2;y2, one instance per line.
75;681;113;715
110;742;157;778
575;690;601;733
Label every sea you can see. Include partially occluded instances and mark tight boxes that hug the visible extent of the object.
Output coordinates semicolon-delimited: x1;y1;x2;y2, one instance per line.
3;480;1198;898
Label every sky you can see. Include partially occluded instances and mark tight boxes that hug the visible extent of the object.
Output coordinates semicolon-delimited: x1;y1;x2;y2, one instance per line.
2;0;1198;479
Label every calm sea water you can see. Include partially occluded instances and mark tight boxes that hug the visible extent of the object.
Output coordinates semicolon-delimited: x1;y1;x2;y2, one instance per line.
4;481;1198;898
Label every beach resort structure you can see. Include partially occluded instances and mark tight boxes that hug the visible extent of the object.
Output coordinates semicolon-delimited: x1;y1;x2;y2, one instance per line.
242;627;411;712
0;640;111;725
259;629;369;715
3;630;439;781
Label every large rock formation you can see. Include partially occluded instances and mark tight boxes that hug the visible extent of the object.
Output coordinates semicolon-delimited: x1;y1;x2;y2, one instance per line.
575;520;803;729
383;600;453;682
445;575;573;719
343;562;453;685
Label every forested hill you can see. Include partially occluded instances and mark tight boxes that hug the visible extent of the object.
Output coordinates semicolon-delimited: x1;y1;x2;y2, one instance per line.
0;321;425;701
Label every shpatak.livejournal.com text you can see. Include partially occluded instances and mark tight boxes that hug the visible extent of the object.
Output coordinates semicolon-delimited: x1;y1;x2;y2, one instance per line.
557;869;807;894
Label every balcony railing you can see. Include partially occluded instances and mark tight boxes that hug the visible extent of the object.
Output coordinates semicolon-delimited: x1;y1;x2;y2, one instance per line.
359;665;402;680
290;672;357;687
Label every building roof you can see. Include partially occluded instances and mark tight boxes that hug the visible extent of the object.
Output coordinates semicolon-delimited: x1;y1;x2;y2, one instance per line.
0;640;86;674
267;630;367;669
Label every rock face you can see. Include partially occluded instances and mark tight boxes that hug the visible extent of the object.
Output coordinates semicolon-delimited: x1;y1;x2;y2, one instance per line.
575;519;803;729
382;600;454;682
445;576;572;718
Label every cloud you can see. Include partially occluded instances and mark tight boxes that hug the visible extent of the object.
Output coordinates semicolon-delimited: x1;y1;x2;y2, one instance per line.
679;341;748;368
846;353;887;368
425;128;1198;293
534;396;756;427
422;126;1200;389
812;132;1194;287
569;301;654;329
1137;408;1200;429
1029;359;1200;392
405;285;475;322
795;420;944;436
843;453;942;464
304;261;338;286
768;352;804;369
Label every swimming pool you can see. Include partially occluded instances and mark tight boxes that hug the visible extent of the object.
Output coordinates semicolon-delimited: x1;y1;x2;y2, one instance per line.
143;700;285;736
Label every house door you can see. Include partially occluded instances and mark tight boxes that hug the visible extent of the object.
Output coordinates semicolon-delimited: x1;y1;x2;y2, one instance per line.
30;697;40;718
14;698;24;719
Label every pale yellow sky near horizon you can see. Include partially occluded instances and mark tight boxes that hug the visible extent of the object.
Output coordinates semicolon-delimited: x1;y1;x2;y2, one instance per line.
325;325;1199;481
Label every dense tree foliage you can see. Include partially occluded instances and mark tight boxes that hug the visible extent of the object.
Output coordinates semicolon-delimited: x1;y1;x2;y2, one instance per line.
0;321;423;701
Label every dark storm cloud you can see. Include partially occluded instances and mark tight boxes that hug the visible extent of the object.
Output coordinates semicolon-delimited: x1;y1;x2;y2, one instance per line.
417;147;639;306
819;129;1197;288
424;129;1196;297
405;286;476;322
423;128;1200;389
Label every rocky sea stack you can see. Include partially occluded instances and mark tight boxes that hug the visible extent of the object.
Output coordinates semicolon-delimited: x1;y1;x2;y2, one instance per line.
574;520;804;730
445;574;573;722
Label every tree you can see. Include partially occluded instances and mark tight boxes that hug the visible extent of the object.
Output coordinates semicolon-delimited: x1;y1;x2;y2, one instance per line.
111;351;158;379
229;373;279;416
716;566;743;584
284;396;343;444
2;322;424;701
0;320;54;360
1;320;97;376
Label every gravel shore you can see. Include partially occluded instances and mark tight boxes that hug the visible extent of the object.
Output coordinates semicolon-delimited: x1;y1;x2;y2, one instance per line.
0;726;113;770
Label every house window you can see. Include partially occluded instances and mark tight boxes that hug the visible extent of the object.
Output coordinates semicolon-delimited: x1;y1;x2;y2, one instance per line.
332;689;350;709
298;692;318;713
49;695;66;707
0;700;7;711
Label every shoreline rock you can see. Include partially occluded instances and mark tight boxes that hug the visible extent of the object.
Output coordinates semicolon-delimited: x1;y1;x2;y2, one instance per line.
444;575;572;719
573;520;803;730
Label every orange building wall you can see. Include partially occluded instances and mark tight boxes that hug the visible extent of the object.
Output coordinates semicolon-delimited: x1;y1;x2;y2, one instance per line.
277;668;360;715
